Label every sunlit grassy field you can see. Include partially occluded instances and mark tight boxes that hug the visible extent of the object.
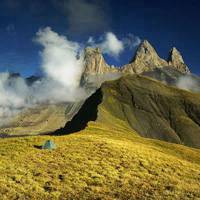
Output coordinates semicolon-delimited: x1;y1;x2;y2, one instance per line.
0;119;200;200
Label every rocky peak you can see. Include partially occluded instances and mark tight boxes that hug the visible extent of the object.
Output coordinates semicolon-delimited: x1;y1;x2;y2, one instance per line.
83;47;118;75
169;47;184;63
122;40;168;74
83;41;191;77
168;47;190;73
131;40;161;62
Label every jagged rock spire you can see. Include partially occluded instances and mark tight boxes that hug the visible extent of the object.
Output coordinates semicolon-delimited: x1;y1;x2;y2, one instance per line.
122;40;168;74
168;47;190;73
83;47;118;75
131;40;158;61
82;41;191;76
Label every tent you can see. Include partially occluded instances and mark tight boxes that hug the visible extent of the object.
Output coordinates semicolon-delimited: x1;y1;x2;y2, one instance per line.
42;140;56;150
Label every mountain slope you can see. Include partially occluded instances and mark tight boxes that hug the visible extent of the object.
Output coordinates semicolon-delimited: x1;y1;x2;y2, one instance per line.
1;120;200;199
0;102;84;136
63;75;200;148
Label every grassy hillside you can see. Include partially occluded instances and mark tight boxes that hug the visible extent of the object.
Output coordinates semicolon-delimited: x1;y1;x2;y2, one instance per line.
0;121;200;200
1;74;200;199
97;75;200;148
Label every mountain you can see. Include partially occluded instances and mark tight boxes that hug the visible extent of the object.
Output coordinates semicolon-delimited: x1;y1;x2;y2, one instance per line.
83;40;190;77
121;40;168;73
25;75;41;85
168;47;190;73
60;75;200;148
1;41;200;199
1;41;197;137
83;47;118;75
81;47;122;89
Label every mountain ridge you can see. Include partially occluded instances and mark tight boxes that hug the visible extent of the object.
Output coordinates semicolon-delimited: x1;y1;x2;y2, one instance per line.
83;40;190;77
60;74;200;148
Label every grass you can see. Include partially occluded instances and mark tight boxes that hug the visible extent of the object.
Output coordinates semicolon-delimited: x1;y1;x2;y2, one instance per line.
0;120;200;200
0;75;200;199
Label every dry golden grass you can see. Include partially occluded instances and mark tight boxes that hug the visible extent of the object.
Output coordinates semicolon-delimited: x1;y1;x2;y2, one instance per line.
0;119;200;200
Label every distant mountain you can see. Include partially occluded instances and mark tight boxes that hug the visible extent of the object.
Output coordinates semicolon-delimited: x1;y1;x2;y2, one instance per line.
168;47;190;73
83;47;119;75
25;75;41;85
142;66;200;92
8;72;21;78
121;40;168;73
83;40;190;78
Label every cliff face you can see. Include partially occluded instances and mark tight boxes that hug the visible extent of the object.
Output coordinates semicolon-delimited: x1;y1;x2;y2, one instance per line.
168;47;190;73
83;40;191;76
83;47;118;75
121;40;168;73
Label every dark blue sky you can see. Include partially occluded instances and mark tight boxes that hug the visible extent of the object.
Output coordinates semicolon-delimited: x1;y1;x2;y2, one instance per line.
0;0;199;77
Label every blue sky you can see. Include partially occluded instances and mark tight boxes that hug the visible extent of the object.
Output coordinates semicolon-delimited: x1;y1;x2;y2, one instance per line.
0;0;199;77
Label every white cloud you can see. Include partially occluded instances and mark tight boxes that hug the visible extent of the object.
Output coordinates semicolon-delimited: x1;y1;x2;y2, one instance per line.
0;73;30;124
87;32;141;58
99;32;124;58
123;34;141;49
35;27;83;88
0;27;89;126
176;76;200;92
87;32;124;58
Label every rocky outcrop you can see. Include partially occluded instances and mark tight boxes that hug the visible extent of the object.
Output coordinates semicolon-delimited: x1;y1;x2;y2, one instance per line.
168;47;190;73
121;40;168;73
83;47;118;75
83;40;191;76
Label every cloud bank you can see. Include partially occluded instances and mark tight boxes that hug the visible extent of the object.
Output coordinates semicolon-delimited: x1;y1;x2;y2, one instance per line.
0;27;88;125
176;76;200;92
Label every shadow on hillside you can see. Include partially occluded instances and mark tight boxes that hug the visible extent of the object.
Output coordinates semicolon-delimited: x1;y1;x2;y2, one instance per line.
51;89;103;135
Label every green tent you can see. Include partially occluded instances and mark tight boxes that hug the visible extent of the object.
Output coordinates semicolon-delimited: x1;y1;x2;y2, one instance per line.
42;140;56;150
